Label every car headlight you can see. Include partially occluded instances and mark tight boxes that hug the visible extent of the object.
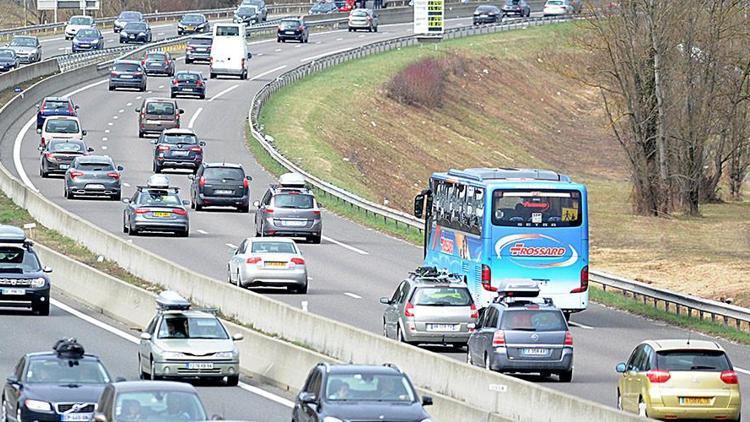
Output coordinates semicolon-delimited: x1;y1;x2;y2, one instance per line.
421;419;433;422
25;399;52;412
91;39;99;43
30;277;46;288
121;31;128;36
139;32;146;36
214;351;235;359
161;352;183;359
322;418;343;422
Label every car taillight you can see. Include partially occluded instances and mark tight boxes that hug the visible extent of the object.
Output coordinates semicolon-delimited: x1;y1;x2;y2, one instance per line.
404;302;415;317
299;25;305;31
40;100;46;110
196;80;203;87
107;171;120;180
172;79;179;86
189;146;202;152
69;170;84;179
492;331;505;347
564;331;573;346
68;103;75;114
40;137;46;146
313;210;321;215
290;257;305;265
198;176;205;188
243;178;249;189
158;145;170;151
571;265;589;293
645;370;671;383
45;152;57;161
135;208;149;214
278;25;283;30
165;59;170;66
470;303;478;319
141;60;145;65
245;256;261;264
172;208;187;216
720;370;739;384
187;46;195;51
133;72;143;77
481;264;496;292
264;208;274;213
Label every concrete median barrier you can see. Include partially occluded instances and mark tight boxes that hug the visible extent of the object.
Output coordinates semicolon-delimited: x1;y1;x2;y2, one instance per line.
0;59;60;93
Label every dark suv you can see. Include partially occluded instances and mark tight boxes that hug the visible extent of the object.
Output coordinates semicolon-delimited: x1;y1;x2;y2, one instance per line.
189;163;252;212
466;282;574;381
277;18;309;43
254;173;322;243
293;363;432;422
151;128;204;173
0;225;52;315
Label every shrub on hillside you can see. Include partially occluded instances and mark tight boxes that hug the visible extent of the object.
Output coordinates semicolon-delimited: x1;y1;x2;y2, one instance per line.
386;58;446;108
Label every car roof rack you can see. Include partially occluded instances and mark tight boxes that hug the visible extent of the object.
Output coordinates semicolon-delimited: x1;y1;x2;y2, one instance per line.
53;338;85;359
382;363;403;373
408;266;461;282
493;280;543;304
156;290;191;311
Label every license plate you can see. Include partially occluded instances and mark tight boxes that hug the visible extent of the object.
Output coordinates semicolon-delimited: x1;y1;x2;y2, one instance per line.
129;35;136;38
284;220;306;227
286;30;295;34
152;211;171;217
2;288;25;295
680;397;712;405
521;348;549;356
187;362;213;369
59;164;69;169
215;190;233;195
426;324;459;332
86;184;105;190
183;88;194;92
62;414;91;421
79;44;90;48
481;14;488;17
188;26;195;30
198;48;207;52
265;261;287;268
171;150;189;156
147;120;161;124
121;75;133;78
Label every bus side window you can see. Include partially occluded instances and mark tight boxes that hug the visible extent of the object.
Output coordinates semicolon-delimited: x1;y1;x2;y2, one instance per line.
471;188;484;235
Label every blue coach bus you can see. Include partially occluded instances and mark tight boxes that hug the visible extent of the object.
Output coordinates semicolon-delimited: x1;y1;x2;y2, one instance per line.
413;168;589;317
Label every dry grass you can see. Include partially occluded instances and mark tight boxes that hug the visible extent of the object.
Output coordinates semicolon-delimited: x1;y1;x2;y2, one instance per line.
260;23;750;306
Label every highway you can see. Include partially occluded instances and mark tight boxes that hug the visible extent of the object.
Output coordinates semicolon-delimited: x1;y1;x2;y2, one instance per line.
2;12;749;416
0;294;294;420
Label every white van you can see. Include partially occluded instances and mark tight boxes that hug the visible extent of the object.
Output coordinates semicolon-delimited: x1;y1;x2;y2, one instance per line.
210;23;251;80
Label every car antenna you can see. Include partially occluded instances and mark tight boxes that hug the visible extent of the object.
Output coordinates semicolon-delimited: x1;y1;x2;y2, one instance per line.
687;332;691;345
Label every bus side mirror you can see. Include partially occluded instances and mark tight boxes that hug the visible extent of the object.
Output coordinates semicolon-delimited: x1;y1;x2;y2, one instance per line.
414;194;424;219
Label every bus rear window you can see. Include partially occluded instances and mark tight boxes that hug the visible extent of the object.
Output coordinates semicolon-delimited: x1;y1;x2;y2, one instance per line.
492;190;581;227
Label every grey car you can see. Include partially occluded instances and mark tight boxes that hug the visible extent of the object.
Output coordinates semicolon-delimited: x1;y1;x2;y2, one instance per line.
63;155;123;200
380;267;477;347
185;35;212;64
254;173;322;243
109;60;147;91
142;51;175;76
189;162;251;212
227;237;308;293
241;0;268;21
467;283;574;381
39;138;94;177
122;181;190;237
7;36;42;64
93;381;209;422
137;98;184;137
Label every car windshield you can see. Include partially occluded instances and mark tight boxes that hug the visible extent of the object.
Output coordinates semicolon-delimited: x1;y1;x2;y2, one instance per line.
162;133;198;145
45;119;80;133
26;358;110;384
412;287;472;306
656;350;732;372
120;12;141;20
351;9;368;16
238;6;257;14
147;53;166;61
547;0;564;4
251;241;297;254
69;16;93;25
505;0;521;4
145;102;175;115
114;391;207;422
476;6;495;12
280;20;301;29
176;73;200;81
311;3;329;11
500;309;567;331
124;23;147;32
42;100;71;111
274;193;314;209
0;247;41;273
137;190;181;206
76;29;98;38
10;37;36;47
203;167;244;180
492;189;582;227
49;141;85;153
113;63;141;72
182;15;204;23
325;373;415;402
189;38;212;46
78;162;114;171
157;315;229;339
0;50;15;59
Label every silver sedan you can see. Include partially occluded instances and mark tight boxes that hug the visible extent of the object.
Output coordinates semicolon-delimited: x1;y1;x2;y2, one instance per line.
64;155;123;200
227;237;308;293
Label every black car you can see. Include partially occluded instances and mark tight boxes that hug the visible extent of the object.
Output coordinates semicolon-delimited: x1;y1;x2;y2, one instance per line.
171;71;206;99
36;97;78;130
185;35;212;64
308;1;339;14
293;363;432;422
109;60;147;91
241;0;268;21
39;138;93;177
142;51;175;76
120;22;152;44
0;225;51;315
0;49;19;72
277;18;309;43
473;5;502;24
189;163;251;212
151;128;205;173
501;0;531;17
177;13;210;35
3;339;113;422
234;5;261;25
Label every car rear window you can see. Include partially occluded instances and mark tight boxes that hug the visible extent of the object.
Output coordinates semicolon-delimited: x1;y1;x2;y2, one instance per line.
78;162;113;171
43;100;71;111
10;37;37;47
274;193;314;209
500;309;567;331
251;241;297;254
412;287;472;306
120;12;141;20
204;167;244;180
124;23;147;31
0;246;41;273
476;6;495;12
138;191;181;206
113;63;141;72
45;119;79;133
69;16;93;25
351;10;368;16
162;133;197;144
177;73;200;81
146;52;166;61
656;350;731;372
280;20;301;29
547;0;564;4
146;102;176;115
50;141;84;153
190;38;213;46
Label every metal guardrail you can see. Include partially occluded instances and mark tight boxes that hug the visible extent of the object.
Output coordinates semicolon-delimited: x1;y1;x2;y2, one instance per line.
248;14;750;333
55;45;137;72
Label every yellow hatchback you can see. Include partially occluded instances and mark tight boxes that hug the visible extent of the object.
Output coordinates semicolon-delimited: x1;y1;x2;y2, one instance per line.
616;339;741;420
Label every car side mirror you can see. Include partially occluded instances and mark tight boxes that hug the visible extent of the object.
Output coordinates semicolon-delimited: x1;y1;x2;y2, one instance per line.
379;297;390;305
115;376;127;382
182;200;190;206
253;200;260;208
245;175;253;181
615;362;626;373
75;105;80;110
117;165;124;171
82;130;87;136
299;392;317;404
35;104;40;109
6;376;18;386
122;198;130;204
179;109;185;114
421;395;433;406
232;333;244;341
135;108;141;113
92;414;107;422
87;147;95;152
139;332;152;341
247;52;252;59
199;141;206;146
188;174;195;180
42;266;53;273
37;146;44;151
36;128;42;134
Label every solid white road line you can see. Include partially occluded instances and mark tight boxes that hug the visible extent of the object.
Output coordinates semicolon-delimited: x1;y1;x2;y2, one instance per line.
50;298;294;407
196;229;208;235
735;367;750;376
568;321;594;330
188;107;204;129
208;84;239;102
225;243;238;249
250;65;287;81
321;235;368;255
344;292;363;299
300;47;353;62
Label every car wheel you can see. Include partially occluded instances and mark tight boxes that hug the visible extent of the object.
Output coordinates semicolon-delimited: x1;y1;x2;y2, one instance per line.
304;36;309;43
34;300;50;316
397;325;409;344
226;375;240;386
170;93;176;99
466;351;472;365
374;26;378;32
558;369;573;383
200;94;205;100
348;28;352;32
128;220;138;236
111;192;121;201
178;229;189;237
282;39;286;43
153;163;161;173
277;37;281;43
210;73;216;79
64;186;72;199
150;359;159;381
195;201;203;211
108;84;114;91
637;397;648;417
186;58;192;64
123;219;129;233
290;282;308;294
540;371;552;379
40;167;48;178
138;130;144;138
368;27;372;32
238;205;249;213
484;354;493;371
309;234;321;244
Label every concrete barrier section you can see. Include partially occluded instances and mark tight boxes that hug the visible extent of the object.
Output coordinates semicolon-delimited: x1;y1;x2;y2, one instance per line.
0;59;60;93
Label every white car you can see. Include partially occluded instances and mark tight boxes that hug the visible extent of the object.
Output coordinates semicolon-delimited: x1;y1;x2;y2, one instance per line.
227;237;309;293
65;15;96;40
37;116;86;149
543;0;572;16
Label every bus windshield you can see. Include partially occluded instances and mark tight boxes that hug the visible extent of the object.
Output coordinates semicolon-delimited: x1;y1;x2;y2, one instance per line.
491;189;581;227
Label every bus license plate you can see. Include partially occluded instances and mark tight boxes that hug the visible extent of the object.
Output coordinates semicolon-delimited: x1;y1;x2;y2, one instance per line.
426;324;459;332
187;362;214;369
522;348;549;356
680;397;711;405
2;288;25;295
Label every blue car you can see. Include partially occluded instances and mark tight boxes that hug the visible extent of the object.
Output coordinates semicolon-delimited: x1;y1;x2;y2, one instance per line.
0;48;19;72
36;97;79;130
72;28;104;52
